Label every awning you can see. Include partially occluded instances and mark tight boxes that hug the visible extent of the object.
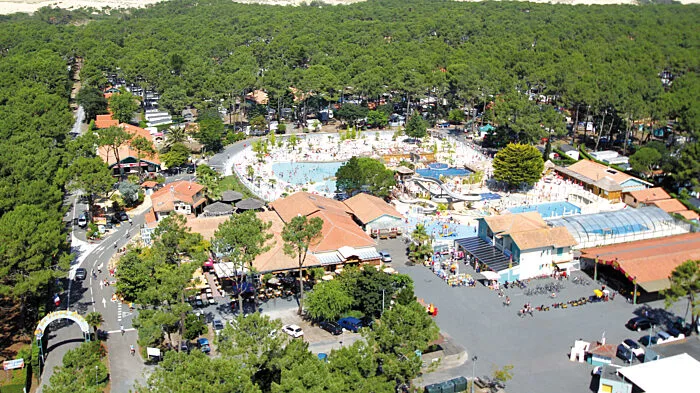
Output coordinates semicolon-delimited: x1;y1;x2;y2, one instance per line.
455;237;514;272
213;262;247;278
355;248;381;261
481;271;500;281
638;278;670;293
316;253;342;265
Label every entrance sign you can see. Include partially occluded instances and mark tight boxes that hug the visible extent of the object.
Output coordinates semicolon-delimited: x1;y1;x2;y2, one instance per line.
3;358;24;370
34;310;90;340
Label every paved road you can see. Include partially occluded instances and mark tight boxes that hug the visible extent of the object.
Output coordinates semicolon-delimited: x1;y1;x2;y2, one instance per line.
39;196;149;392
378;238;689;393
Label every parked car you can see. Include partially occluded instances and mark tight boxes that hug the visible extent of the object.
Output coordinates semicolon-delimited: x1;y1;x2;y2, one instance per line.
621;339;645;357
667;327;685;339
179;340;191;354
75;268;87;280
77;213;88;228
616;344;634;363
638;334;660;347
109;214;121;224
337;317;362;333
319;321;343;335
197;338;211;353
213;320;225;335
117;211;129;222
626;317;654;332
656;331;673;344
282;324;304;338
378;251;392;263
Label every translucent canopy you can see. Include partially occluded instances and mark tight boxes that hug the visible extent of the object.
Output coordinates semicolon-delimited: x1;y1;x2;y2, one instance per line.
548;207;675;244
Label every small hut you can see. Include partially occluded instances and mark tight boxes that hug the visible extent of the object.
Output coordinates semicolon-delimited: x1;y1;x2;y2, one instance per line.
203;201;234;217
236;198;265;212
221;190;244;203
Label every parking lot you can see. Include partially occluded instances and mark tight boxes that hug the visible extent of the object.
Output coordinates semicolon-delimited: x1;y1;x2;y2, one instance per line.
377;238;691;393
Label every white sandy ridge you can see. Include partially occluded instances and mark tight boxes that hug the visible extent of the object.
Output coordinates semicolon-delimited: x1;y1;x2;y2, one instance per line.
0;0;697;16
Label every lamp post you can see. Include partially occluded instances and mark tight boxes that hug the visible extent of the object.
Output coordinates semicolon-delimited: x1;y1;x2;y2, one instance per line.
95;365;98;385
471;355;478;393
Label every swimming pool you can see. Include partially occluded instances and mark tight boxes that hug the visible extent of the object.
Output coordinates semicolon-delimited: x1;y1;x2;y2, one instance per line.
416;167;471;179
509;201;581;219
272;162;345;187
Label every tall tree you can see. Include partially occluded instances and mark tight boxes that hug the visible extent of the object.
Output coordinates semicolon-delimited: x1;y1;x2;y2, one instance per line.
85;311;104;339
76;86;108;121
629;147;662;177
213;211;272;312
108;90;140;124
196;109;225;153
404;115;428;141
663;260;700;335
0;205;70;301
161;142;191;169
282;215;323;315
492;143;544;189
673;132;700;193
97;125;132;177
130;135;156;176
335;156;396;197
67;156;115;219
305;279;354;321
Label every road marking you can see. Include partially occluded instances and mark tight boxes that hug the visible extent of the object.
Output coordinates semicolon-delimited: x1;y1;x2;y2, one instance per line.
102;297;107;308
117;302;122;322
106;328;136;334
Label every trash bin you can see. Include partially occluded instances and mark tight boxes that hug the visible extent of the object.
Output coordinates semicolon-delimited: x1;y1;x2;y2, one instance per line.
451;376;468;392
424;384;441;393
438;380;455;393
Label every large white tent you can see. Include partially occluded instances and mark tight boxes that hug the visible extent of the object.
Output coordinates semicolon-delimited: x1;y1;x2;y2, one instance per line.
617;353;700;393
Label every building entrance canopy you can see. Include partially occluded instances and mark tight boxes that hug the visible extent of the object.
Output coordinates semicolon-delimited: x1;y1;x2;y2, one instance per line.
455;237;513;272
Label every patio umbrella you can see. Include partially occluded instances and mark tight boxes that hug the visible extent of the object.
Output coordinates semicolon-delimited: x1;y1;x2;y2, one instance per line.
383;267;396;274
593;289;604;297
267;277;280;285
321;275;334;281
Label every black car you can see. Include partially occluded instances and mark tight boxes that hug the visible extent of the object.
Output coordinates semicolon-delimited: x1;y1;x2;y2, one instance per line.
319;321;343;335
117;212;129;222
179;340;191;354
75;268;87;280
626;317;654;332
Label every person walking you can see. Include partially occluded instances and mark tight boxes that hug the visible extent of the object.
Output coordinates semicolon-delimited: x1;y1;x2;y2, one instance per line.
120;325;125;336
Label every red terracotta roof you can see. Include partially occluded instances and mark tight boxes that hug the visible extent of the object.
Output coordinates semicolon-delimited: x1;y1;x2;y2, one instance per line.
95;114;118;129
649;199;688;214
269;192;353;223
626;187;671;204
97;124;160;166
252;211;319;273
307;209;375;253
144;208;157;229
580;233;700;290
150;181;206;213
344;193;403;224
677;210;699;221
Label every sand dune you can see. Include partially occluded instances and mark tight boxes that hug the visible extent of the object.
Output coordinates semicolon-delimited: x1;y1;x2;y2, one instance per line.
0;0;696;16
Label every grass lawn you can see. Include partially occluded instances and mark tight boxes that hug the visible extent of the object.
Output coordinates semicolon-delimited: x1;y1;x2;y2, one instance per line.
219;174;255;199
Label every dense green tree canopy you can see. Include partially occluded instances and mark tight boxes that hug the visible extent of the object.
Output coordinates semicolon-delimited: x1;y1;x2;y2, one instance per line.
492;143;545;189
335;156;396;197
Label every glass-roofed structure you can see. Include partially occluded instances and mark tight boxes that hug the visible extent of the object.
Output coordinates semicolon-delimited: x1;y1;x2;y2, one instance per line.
548;206;689;249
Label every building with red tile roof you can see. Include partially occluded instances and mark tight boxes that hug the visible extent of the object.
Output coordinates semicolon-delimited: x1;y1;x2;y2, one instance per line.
555;160;651;201
97;123;160;175
344;193;404;237
150;180;207;219
580;233;700;293
623;187;671;208
95;114;118;129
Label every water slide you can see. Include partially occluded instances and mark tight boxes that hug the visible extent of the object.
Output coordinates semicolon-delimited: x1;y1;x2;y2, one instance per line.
409;176;482;202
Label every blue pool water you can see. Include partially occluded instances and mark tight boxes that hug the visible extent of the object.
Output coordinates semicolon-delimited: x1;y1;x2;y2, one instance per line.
416;167;471;179
407;217;476;240
509;201;581;219
272;162;345;187
480;193;502;201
